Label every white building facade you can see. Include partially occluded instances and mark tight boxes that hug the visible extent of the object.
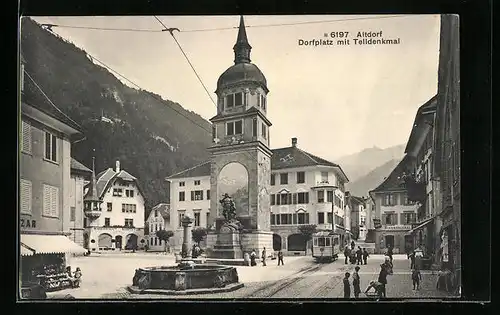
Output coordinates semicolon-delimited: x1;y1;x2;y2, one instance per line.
166;138;350;256
85;161;146;252
146;203;171;251
167;162;212;252
64;158;92;247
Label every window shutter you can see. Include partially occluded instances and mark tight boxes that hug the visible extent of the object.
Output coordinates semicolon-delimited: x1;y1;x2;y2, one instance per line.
21;121;32;154
306;193;309;204
51;134;57;162
292;193;297;204
191;191;194;201
288;193;292;205
200;191;204;200
400;213;404;225
381;214;387;225
20;179;32;214
52;186;59;217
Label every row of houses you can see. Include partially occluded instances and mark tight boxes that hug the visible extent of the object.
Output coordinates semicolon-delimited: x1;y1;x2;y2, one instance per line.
19;50;152;293
368;15;460;290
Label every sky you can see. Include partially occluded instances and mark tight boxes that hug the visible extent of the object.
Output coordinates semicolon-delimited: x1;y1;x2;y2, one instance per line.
32;15;441;160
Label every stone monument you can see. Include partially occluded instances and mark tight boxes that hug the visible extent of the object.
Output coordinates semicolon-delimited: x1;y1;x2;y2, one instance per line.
209;194;244;259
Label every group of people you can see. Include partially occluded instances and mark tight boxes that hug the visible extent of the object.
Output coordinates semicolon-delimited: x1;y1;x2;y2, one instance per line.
65;266;82;288
343;256;393;299
247;247;285;267
344;241;370;265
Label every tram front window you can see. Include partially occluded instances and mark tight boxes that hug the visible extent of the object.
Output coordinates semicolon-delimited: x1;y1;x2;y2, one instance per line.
318;237;326;246
325;238;331;246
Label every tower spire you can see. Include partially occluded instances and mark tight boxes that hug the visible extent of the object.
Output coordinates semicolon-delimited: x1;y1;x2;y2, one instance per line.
233;15;252;64
85;150;99;201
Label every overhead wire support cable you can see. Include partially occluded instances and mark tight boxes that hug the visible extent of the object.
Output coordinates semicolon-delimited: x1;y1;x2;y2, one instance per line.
153;15;217;107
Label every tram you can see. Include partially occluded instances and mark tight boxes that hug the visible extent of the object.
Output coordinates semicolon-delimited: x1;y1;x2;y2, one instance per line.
311;231;341;262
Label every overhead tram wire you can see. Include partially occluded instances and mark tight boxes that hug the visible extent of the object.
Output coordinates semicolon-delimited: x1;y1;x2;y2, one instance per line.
41;14;408;34
153;16;270;165
38;27;215;140
153;16;217;107
24;70;82;128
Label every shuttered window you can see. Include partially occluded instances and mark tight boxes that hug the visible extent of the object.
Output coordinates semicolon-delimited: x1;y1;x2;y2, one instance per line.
44;131;58;162
21;121;32;154
20;179;32;214
43;184;59;217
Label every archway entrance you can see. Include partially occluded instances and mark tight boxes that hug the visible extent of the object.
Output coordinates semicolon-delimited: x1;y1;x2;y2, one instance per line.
273;234;282;251
115;235;123;250
125;234;138;250
287;234;307;252
98;233;112;249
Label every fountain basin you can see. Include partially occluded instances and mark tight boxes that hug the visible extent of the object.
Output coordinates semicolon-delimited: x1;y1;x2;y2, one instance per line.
127;264;243;295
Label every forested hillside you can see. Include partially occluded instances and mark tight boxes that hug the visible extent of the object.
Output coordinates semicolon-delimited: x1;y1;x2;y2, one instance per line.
21;18;212;216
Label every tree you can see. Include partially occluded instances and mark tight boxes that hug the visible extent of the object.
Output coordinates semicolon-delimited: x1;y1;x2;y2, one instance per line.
192;227;208;246
298;224;317;241
156;229;174;253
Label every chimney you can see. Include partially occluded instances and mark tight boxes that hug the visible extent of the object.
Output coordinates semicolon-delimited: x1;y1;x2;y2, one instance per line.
115;160;120;173
291;137;297;147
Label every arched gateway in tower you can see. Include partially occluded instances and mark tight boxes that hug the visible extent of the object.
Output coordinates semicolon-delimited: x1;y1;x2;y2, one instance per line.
206;16;273;258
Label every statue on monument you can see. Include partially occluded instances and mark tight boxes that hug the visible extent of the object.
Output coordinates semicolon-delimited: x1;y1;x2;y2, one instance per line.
220;193;237;221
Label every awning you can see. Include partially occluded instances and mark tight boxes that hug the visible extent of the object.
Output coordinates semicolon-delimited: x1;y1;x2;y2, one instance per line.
20;243;35;256
20;234;87;255
408;217;434;234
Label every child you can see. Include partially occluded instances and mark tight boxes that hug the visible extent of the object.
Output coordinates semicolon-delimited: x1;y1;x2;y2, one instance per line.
362;248;369;265
352;266;361;298
343;272;351;298
412;269;422;290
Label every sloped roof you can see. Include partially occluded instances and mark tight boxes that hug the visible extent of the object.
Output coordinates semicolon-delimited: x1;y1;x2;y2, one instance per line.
21;69;82;133
151;203;170;220
85;166;144;199
166;146;349;182
404;96;438;154
370;155;411;193
70;158;92;174
167;161;212;179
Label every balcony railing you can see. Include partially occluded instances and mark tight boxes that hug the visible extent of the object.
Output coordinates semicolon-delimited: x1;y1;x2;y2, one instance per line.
383;224;412;230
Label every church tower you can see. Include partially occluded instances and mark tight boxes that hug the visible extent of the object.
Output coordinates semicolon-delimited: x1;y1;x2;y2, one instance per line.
207;16;273;255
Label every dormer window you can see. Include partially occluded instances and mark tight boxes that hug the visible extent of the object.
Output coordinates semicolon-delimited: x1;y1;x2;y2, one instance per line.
258;94;266;110
225;92;244;109
226;120;243;136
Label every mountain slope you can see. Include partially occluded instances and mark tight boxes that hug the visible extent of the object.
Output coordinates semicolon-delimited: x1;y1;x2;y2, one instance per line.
21;18;212;215
346;158;402;197
336;144;405;183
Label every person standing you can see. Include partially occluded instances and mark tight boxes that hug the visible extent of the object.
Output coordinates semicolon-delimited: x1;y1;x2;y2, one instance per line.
343;272;351;298
356;246;363;265
344;246;351;264
277;250;284;266
351;240;355;251
352;266;361;298
412;268;422;290
250;249;257;266
261;247;267;266
414;246;423;270
387;245;393;263
362;248;369;265
377;263;388;298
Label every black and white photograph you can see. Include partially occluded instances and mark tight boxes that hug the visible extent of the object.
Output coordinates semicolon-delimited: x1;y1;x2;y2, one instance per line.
18;14;461;301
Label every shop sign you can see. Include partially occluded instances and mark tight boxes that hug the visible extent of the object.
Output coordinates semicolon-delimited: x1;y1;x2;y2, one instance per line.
20;218;37;229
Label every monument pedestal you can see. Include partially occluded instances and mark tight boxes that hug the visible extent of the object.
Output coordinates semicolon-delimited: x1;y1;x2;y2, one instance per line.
211;232;243;259
206;228;273;261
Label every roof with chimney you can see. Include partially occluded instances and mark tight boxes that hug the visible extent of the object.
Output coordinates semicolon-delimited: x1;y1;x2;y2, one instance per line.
166;138;349;182
369;155;412;194
85;161;144;199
